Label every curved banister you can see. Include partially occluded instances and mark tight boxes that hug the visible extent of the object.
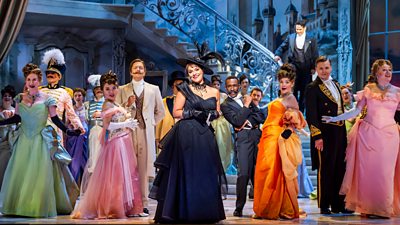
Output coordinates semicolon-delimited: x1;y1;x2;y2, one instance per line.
137;0;279;102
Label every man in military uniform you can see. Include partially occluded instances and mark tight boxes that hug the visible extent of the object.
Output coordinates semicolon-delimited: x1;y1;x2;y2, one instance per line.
305;56;348;215
40;48;85;143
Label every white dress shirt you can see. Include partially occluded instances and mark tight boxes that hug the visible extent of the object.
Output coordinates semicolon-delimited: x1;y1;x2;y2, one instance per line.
296;33;306;49
231;93;243;107
132;79;144;96
323;76;340;104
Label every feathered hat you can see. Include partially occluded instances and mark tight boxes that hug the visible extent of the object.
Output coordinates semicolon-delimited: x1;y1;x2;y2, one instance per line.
176;41;225;75
88;74;102;89
42;48;66;78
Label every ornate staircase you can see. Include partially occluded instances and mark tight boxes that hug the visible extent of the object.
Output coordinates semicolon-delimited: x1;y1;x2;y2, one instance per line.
132;0;279;101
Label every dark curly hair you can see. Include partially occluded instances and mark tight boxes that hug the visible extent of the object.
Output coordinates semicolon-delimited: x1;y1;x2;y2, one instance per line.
22;63;42;82
1;85;16;98
277;63;296;82
100;70;118;90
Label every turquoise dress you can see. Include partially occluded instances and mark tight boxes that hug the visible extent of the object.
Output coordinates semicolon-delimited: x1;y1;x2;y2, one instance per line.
0;94;77;218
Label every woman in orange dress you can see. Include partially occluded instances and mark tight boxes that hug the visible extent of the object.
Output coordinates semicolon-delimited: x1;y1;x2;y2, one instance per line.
253;64;307;219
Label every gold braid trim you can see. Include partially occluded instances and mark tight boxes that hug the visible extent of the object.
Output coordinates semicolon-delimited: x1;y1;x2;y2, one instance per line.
310;125;322;137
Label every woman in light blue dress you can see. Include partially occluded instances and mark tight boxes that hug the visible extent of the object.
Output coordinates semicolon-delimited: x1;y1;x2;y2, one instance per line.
0;63;81;218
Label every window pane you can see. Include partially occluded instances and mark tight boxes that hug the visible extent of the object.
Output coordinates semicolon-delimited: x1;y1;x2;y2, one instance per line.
369;35;385;65
388;33;400;71
391;72;400;87
388;0;400;31
370;0;386;33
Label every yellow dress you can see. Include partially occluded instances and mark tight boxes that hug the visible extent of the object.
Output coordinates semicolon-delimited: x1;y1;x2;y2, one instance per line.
253;99;306;219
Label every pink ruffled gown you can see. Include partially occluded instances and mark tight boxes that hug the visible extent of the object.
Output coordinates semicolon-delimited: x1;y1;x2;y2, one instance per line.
71;103;143;219
340;86;400;217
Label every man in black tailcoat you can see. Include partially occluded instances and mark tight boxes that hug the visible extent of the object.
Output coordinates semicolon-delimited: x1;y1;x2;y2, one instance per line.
305;56;350;215
221;76;265;217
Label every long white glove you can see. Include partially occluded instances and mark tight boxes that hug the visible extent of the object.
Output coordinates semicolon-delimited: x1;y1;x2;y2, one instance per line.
107;118;138;131
321;107;361;123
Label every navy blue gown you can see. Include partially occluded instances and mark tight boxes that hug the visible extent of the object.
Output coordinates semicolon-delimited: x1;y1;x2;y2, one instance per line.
150;82;226;223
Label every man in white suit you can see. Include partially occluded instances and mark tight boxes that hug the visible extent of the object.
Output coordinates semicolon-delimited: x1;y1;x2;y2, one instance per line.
116;58;165;215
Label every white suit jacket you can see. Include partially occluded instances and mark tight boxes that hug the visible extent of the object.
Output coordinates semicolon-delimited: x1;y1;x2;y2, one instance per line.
116;81;165;176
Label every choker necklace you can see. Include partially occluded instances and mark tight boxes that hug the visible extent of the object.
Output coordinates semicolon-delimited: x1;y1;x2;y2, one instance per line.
27;91;41;104
191;82;207;96
377;83;391;91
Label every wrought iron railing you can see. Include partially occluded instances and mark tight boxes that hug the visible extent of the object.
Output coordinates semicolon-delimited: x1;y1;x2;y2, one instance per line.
69;0;280;102
135;0;280;102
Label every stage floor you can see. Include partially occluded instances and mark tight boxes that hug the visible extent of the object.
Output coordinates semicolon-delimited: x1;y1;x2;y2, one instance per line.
0;196;398;224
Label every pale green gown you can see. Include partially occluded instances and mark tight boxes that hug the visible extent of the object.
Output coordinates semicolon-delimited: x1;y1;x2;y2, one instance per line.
0;94;77;217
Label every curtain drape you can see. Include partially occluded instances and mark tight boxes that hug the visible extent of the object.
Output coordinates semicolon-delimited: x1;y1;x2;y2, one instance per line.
0;0;29;65
354;0;370;91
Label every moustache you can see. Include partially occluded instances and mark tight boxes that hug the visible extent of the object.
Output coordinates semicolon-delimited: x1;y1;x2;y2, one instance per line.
228;90;239;95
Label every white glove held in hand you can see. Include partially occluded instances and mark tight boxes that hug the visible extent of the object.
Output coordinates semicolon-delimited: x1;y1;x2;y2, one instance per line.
107;118;138;131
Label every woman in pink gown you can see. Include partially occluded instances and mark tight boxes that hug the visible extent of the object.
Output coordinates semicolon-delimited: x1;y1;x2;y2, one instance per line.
323;59;400;218
71;71;143;219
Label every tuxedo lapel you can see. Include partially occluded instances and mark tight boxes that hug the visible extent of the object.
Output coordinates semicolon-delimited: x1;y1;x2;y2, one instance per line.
227;97;242;110
290;34;295;53
304;35;311;53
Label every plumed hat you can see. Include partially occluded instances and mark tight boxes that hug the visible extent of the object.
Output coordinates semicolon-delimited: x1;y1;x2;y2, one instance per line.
42;48;66;78
88;74;102;89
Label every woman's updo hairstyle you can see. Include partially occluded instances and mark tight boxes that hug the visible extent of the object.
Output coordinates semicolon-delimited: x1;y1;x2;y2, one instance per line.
277;63;296;82
100;70;118;90
22;63;42;82
370;59;392;83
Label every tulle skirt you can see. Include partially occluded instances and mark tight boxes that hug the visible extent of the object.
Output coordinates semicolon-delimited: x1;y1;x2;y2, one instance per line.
340;119;400;217
71;130;143;219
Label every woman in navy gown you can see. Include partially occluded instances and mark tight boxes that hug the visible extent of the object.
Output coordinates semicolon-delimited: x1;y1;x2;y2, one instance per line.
150;57;226;223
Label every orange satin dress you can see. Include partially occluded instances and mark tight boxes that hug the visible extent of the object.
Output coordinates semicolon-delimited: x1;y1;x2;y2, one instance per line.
253;100;306;219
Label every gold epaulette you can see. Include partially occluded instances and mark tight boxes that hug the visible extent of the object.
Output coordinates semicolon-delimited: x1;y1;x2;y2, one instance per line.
61;86;74;98
310;125;322;137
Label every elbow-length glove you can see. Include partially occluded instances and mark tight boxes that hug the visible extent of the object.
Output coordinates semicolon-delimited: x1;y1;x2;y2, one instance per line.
321;107;361;123
107;118;138;131
0;114;21;126
51;116;81;136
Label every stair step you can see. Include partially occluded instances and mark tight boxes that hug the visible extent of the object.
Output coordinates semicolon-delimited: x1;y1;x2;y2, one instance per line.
226;175;237;184
186;48;199;57
165;35;179;45
144;21;157;29
132;12;145;22
154;28;168;37
176;41;193;51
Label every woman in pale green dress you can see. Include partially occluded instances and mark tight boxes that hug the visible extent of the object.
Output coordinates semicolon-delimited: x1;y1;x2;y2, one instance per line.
0;63;81;218
210;75;234;171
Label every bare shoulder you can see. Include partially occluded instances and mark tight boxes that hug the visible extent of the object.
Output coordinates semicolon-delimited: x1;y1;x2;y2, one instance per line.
284;94;299;109
206;86;218;95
